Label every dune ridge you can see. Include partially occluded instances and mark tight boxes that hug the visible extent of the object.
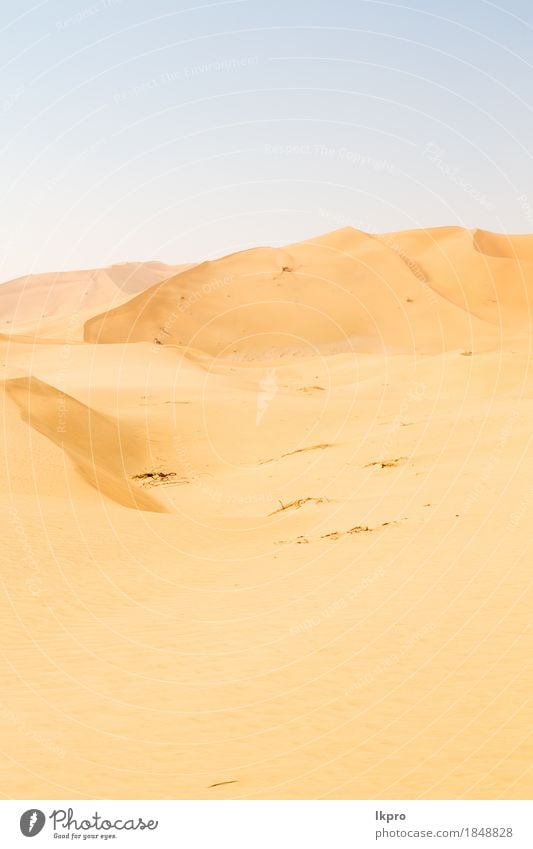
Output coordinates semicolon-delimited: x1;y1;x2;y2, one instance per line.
85;227;533;357
0;226;531;800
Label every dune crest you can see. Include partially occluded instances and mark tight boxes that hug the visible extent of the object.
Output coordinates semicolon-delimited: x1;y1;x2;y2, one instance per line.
84;227;533;357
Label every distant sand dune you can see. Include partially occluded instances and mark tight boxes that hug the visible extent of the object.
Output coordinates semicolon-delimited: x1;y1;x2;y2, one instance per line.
0;261;190;339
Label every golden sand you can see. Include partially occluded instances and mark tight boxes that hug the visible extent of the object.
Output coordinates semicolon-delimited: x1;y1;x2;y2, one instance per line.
1;227;531;798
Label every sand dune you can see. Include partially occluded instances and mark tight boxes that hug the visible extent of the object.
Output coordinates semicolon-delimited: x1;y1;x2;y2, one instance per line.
0;261;189;339
85;227;532;356
0;227;531;800
385;227;533;330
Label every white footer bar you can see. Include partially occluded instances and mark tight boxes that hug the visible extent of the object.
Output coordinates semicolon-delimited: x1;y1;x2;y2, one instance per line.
2;800;532;848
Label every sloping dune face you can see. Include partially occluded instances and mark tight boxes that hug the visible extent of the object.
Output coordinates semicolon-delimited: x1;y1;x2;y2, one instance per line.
472;228;533;261
387;227;533;330
85;227;533;356
1;227;532;801
5;377;166;512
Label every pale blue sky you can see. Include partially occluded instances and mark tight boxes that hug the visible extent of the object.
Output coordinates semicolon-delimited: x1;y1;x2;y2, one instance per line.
1;0;533;282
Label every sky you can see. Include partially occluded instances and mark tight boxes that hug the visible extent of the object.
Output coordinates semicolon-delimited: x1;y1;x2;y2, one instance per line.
1;0;533;282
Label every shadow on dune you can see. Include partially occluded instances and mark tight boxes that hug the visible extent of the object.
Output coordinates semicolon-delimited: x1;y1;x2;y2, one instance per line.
4;376;167;513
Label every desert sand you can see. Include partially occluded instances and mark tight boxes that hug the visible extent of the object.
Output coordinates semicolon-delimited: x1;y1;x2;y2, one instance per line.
0;226;531;799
